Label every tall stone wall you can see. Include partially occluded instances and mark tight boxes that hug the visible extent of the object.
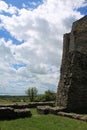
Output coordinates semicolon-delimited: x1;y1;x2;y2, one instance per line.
57;16;87;113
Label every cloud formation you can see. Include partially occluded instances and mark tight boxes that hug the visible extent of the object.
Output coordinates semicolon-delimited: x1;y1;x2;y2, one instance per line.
0;0;86;95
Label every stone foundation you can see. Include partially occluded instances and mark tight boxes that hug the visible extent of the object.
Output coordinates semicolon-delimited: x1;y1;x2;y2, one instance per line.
0;102;54;120
0;107;32;120
37;106;87;121
0;102;54;109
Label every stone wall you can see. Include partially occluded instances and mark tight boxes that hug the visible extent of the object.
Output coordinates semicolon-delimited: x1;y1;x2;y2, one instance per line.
37;106;87;121
0;107;32;120
56;16;87;113
0;102;54;109
0;102;54;120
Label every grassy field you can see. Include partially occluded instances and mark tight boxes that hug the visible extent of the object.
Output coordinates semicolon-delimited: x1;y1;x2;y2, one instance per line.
0;109;87;130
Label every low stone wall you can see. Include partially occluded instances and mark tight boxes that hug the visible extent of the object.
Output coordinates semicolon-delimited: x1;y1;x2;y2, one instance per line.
0;104;30;109
0;107;32;120
57;112;87;121
50;107;65;114
37;106;50;114
37;106;87;122
37;106;65;115
0;102;54;120
0;102;54;109
14;108;32;118
29;102;55;108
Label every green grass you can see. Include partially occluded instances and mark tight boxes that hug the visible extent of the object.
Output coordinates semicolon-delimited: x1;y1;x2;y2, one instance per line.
0;109;87;130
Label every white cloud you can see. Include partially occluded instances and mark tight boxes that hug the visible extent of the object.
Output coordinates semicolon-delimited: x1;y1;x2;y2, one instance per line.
0;0;8;12
0;0;86;94
0;0;18;14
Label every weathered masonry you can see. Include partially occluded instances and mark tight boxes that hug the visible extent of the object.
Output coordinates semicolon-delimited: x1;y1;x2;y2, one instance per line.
57;16;87;113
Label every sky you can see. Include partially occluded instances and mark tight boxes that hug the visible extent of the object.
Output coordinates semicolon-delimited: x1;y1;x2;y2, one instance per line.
0;0;87;95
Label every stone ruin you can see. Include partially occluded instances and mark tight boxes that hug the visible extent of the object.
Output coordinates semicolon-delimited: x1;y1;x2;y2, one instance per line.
0;107;32;120
56;16;87;113
37;16;87;121
0;102;54;120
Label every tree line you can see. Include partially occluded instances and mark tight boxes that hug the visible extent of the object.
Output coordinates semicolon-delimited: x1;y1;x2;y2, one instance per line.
26;87;56;102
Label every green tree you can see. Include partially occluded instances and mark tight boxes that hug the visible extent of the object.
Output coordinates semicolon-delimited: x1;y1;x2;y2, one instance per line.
26;87;38;102
34;94;46;102
44;90;56;101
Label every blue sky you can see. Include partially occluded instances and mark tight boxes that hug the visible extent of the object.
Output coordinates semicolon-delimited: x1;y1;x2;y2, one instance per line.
77;5;87;15
0;28;24;45
3;0;43;9
0;0;87;95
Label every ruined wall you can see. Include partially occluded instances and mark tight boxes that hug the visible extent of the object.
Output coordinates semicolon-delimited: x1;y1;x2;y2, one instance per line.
57;16;87;113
